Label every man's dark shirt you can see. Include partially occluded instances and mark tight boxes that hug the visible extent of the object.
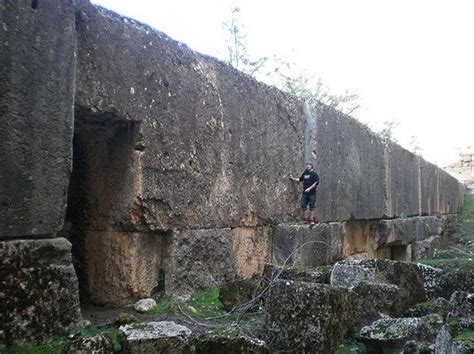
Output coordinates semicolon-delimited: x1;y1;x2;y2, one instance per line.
299;170;320;195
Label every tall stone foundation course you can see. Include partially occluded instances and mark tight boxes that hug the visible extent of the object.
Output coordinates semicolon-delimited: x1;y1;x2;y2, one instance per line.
0;0;466;342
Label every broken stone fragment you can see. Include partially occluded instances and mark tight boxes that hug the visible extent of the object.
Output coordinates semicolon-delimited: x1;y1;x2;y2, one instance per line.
447;291;474;321
264;280;353;353
119;321;192;353
62;334;113;354
331;259;425;315
134;298;157;314
357;314;443;353
190;332;269;353
351;281;401;329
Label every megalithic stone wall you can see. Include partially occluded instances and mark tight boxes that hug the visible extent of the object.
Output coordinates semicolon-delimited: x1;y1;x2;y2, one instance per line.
0;0;81;343
0;0;466;341
72;1;464;304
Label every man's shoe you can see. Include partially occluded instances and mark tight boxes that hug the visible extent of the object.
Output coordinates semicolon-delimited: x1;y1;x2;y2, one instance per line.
309;218;315;225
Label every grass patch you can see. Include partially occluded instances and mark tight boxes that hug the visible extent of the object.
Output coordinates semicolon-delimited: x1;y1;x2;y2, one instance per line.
1;326;121;354
336;337;366;353
461;194;474;223
184;289;227;319
148;296;174;316
453;329;474;342
458;194;474;243
417;258;474;272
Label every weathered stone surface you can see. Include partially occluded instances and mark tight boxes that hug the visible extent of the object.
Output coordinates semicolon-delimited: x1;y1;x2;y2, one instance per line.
437;268;474;300
134;298;157;314
413;236;444;259
75;2;305;231
264;280;353;353
439;169;465;214
62;334;113;354
191;332;269;354
307;102;386;222
0;0;76;238
166;229;237;298
79;231;165;306
119;321;192;353
416;263;445;300
0;238;81;343
351;282;401;329
384;142;421;217
447;291;474;321
358;315;443;353
272;223;343;267
442;214;460;237
406;297;451;319
331;259;425;314
341;221;379;259
420;159;440;216
375;216;443;249
263;263;332;285
230;227;271;280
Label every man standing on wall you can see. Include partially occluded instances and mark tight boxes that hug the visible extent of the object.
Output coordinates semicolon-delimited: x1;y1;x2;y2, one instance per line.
289;162;320;225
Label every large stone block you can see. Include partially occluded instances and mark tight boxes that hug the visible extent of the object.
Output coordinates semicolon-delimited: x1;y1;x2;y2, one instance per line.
264;280;353;353
384;143;421;217
439;169;464;214
308;102;386;222
331;259;425;315
75;2;305;231
0;0;76;238
0;238;81;343
342;220;378;258
272;223;343;268
420;159;440;215
79;231;165;306
165;229;237;298
230;227;271;279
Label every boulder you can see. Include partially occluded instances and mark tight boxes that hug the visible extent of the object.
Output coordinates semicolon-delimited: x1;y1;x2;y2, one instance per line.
134;298;157;314
416;263;445;300
358;315;443;353
447;291;474;321
351;282;401;329
62;334;113;354
264;280;353;353
0;238;81;343
119;321;192;353
406;297;451;319
191;332;269;353
331;259;425;314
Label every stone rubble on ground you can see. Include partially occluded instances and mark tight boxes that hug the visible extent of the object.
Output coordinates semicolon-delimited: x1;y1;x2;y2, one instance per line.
133;298;157;314
119;321;192;353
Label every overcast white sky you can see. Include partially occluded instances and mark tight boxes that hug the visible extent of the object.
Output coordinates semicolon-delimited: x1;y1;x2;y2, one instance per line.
91;0;473;167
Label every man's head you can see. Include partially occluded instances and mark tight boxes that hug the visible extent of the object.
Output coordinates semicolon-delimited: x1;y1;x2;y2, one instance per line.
305;162;314;171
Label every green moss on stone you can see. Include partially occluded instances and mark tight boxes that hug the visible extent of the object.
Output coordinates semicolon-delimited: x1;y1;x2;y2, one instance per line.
453;329;474;342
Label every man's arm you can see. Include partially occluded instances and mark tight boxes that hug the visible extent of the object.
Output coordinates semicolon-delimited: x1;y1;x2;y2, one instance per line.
289;175;300;182
305;181;318;193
